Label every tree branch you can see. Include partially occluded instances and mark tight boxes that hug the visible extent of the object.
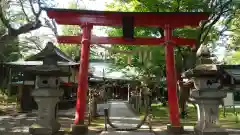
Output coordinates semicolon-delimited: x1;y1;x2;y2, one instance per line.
28;0;37;16
200;8;232;44
175;0;181;12
209;0;215;10
0;0;13;30
20;38;43;51
197;0;232;46
28;0;42;20
12;21;42;36
43;18;58;36
19;0;30;22
219;15;234;36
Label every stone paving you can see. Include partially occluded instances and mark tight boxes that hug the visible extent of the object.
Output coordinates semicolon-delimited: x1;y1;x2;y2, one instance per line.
58;103;109;117
100;100;154;135
100;131;155;135
107;101;141;128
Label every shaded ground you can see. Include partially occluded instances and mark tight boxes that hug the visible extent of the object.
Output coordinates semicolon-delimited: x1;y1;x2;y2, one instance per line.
0;94;17;116
0;99;106;135
1;95;240;135
0;112;105;135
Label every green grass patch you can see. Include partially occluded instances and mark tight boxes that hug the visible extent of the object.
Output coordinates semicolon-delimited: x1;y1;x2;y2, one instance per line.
59;116;105;133
0;93;17;115
0;93;16;104
89;117;105;128
139;104;240;128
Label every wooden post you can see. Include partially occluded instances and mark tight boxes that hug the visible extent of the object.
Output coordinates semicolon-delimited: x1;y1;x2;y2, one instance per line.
127;84;130;102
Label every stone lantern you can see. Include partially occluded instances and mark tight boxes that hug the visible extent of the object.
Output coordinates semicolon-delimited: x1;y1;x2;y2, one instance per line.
25;42;71;135
182;45;228;135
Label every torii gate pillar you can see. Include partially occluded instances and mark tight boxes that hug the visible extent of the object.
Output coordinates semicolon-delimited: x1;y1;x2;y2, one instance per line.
71;23;92;135
164;25;183;132
44;8;209;135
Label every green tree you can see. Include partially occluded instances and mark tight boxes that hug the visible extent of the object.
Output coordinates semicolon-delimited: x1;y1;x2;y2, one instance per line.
0;21;20;62
0;0;41;58
57;0;98;61
106;0;237;74
0;0;58;97
225;51;240;64
0;0;45;89
105;0;239;117
0;0;60;61
223;8;240;64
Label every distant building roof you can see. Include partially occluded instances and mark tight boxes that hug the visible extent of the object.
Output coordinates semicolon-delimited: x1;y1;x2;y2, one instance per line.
89;62;137;80
5;61;79;66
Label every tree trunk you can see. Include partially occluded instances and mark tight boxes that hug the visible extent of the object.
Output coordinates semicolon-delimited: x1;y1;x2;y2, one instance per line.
176;50;198;118
0;63;6;88
178;81;190;118
90;95;97;118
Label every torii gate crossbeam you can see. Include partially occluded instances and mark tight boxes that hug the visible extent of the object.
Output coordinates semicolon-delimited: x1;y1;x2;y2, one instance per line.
57;35;196;46
44;8;209;135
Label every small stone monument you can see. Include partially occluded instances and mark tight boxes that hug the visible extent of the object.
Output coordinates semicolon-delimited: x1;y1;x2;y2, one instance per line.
26;42;70;135
183;45;228;135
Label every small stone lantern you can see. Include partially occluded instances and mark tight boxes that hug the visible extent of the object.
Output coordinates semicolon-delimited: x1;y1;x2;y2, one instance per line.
183;45;228;135
25;43;70;135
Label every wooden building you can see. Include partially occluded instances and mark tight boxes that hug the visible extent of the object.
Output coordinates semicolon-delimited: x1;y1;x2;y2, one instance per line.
4;43;82;111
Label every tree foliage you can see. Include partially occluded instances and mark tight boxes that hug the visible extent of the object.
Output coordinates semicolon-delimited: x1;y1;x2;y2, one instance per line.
57;0;98;61
0;0;60;61
225;51;240;64
105;0;239;83
223;7;240;64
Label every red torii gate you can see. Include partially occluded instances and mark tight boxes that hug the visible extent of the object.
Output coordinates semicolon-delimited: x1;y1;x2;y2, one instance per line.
45;8;209;134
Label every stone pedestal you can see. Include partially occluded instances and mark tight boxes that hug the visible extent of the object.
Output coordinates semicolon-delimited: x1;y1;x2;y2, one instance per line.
167;124;184;134
191;90;228;135
71;124;88;135
182;45;240;135
29;89;63;135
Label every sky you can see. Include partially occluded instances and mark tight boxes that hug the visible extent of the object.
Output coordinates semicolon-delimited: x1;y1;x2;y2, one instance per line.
58;0;109;11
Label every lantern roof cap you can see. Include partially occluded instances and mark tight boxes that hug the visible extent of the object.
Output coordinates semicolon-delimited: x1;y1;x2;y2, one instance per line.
23;42;71;76
26;42;75;63
182;64;219;78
